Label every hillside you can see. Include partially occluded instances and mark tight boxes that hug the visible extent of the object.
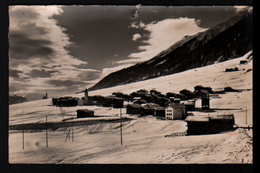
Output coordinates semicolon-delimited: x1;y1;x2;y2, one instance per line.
9;95;28;105
89;10;252;91
9;51;252;163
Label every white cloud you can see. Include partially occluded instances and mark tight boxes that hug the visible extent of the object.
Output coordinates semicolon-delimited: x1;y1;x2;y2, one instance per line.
101;63;135;78
132;33;141;41
128;18;208;61
129;21;145;29
105;17;208;78
9;6;92;96
234;6;252;13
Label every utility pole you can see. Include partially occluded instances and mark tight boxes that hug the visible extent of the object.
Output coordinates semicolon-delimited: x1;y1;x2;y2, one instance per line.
120;107;123;145
72;123;74;142
46;115;48;148
22;129;24;150
245;106;247;124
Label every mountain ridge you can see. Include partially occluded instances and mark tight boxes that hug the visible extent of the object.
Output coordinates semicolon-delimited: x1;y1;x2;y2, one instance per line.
89;10;252;91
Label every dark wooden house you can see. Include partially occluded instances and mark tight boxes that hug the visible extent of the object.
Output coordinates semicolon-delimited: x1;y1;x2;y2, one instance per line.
156;97;170;107
209;114;234;133
166;92;177;98
68;97;79;106
140;103;163;116
126;104;142;114
52;98;59;106
150;89;161;95
102;97;114;107
113;97;124;108
141;94;154;103
179;89;194;99
185;116;210;135
185;114;235;135
154;107;165;117
93;95;104;106
194;85;213;93
184;100;196;111
77;109;95;118
133;98;147;104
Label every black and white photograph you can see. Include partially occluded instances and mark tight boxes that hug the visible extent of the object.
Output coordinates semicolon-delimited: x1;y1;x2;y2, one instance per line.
8;5;253;164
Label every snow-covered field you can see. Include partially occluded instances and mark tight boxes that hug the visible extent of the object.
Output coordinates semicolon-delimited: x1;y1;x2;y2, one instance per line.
9;51;253;163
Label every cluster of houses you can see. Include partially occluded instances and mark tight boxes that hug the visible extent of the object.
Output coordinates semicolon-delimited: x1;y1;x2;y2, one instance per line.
51;85;236;135
52;89;124;108
126;86;211;120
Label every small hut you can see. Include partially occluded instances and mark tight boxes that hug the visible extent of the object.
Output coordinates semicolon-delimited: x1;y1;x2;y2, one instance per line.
77;109;95;118
165;103;187;120
185;116;210;135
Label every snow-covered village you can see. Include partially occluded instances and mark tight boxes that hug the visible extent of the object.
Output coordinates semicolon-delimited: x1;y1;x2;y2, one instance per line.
8;5;252;164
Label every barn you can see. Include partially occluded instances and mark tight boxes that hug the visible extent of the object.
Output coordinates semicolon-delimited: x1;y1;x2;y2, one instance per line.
165;103;187;120
209;114;234;133
185;116;210;135
185;114;235;135
77;109;95;118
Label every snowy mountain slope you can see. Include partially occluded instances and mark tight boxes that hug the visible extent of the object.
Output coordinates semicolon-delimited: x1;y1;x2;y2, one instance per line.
9;51;252;163
90;10;252;91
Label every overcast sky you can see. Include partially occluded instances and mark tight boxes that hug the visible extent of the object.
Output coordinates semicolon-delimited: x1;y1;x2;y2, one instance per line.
8;5;252;97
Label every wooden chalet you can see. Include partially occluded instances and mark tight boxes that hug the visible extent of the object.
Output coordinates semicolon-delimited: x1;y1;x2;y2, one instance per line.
126;104;142;114
77;109;95;118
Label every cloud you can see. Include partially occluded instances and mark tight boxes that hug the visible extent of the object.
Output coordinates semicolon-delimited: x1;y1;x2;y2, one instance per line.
132;33;142;41
127;17;207;61
101;63;135;78
102;17;208;76
27;69;57;78
45;79;87;87
129;21;145;29
234;6;252;13
9;69;23;78
9;6;93;96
